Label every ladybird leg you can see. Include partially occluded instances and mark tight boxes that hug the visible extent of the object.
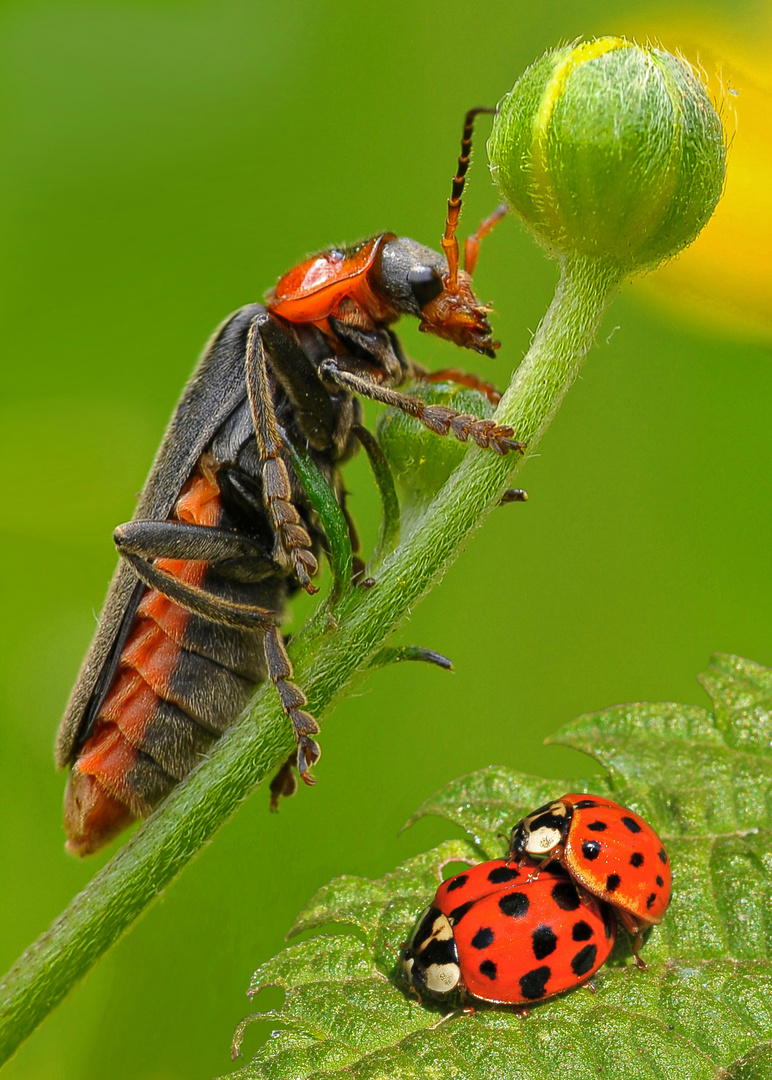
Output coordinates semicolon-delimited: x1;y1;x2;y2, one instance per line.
320;361;525;455
617;910;648;969
457;984;476;1015
262;624;321;792
245;316;320;593
406;983;423;1007
115;521;279;582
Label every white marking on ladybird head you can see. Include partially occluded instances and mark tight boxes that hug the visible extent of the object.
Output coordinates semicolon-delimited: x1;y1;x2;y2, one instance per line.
424;912;455;943
525;824;563;854
402;908;460;997
424;959;461;994
520;801;568;856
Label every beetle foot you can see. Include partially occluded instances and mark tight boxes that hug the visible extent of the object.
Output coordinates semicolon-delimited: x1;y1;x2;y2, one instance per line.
269;756;298;810
419;406;526;455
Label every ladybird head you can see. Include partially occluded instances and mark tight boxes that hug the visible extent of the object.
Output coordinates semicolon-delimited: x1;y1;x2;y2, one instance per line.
510;799;571;860
374;236;498;358
401;905;461;997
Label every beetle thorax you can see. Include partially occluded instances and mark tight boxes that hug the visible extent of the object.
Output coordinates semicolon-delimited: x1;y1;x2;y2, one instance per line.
402;906;460;996
513;800;570;858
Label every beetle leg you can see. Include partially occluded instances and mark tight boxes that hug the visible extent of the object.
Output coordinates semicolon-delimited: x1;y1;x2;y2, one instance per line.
420;367;502;406
319;361;525;455
262;625;321;792
115;520;279;582
122;545;321;791
463;203;508;278
617;910;648;969
120;552;277;630
121;537;321;785
268;754;298;808
630;942;647;970
245;317;320;593
252;312;337;451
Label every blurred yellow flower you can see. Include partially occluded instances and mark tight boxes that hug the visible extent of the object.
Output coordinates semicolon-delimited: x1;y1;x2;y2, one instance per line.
632;14;772;340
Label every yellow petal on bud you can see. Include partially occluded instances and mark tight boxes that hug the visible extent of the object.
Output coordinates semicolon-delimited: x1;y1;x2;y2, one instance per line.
632;23;771;340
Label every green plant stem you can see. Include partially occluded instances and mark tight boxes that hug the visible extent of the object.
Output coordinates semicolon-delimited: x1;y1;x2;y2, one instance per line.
0;253;621;1066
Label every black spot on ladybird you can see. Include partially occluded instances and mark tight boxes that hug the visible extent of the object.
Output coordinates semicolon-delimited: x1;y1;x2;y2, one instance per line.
621;816;642;834
551;881;581;911
445;874;469;893
574;800;598;809
471;927;494;950
498;892;529;918
487;865;520;884
572;920;593;942
646;892;657;910
656;875;664;888
571;944;598;976
658;848;668;864
519;965;551;999
581;840;601;861
531;924;558;960
630;852;644;868
587;820;608;832
606;873;621;893
449;901;475;925
479;959;497;981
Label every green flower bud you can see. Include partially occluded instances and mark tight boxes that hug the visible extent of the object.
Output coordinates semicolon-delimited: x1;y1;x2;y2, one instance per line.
376;383;493;509
488;38;726;272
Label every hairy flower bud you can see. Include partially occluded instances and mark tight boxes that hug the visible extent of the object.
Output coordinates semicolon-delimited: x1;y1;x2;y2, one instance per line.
488;38;726;272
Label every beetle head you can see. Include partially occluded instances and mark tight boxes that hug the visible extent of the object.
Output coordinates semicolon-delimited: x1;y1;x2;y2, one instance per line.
375;236;498;359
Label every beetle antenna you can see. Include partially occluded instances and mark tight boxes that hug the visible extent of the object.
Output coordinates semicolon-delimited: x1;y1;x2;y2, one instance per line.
441;107;496;293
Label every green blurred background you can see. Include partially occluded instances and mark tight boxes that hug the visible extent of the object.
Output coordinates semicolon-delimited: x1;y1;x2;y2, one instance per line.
1;2;769;1077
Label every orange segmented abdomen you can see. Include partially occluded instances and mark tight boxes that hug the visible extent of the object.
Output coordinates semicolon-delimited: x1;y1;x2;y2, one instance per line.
64;464;224;856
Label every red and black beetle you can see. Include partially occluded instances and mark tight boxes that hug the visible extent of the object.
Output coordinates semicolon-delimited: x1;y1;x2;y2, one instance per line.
55;109;522;856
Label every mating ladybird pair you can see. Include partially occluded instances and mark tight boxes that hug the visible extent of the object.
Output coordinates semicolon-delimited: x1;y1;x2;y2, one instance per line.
402;794;671;1006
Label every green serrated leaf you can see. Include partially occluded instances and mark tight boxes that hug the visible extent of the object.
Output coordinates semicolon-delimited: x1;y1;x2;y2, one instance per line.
403;765;613;856
223;656;772;1080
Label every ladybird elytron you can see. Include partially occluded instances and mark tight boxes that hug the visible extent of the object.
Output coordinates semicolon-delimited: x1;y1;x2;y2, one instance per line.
509;794;671;963
401;858;616;1005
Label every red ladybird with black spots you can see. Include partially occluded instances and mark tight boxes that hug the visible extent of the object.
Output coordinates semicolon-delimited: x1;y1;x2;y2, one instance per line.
401;858;616;1005
508;794;671;963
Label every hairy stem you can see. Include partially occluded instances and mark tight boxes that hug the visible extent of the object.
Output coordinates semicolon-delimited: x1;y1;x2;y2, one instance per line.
0;253;621;1065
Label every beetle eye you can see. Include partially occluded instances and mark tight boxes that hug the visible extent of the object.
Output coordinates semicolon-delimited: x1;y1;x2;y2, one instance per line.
407;265;444;308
